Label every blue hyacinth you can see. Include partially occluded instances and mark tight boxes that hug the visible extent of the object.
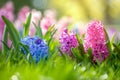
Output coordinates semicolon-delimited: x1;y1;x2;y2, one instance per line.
21;36;49;63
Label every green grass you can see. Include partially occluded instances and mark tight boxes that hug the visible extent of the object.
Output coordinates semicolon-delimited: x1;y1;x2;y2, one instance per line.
0;50;120;80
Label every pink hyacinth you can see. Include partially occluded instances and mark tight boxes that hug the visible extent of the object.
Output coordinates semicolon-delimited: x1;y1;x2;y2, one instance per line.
84;20;109;63
40;17;56;34
0;1;14;50
59;28;78;55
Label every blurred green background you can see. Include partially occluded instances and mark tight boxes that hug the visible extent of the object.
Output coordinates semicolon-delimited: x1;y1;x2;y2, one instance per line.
0;0;120;25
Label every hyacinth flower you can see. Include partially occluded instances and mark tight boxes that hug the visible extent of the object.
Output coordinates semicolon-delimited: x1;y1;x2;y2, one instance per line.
84;20;109;63
21;36;49;63
0;1;14;50
40;17;56;35
59;28;78;55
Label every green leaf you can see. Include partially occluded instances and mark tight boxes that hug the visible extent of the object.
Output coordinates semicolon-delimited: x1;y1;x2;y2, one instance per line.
33;21;43;38
58;47;65;58
23;13;32;37
104;28;111;53
113;43;120;53
94;56;101;66
2;16;20;48
71;47;82;61
44;25;57;45
2;26;9;54
48;29;57;46
44;25;54;39
87;48;92;58
111;34;115;43
110;34;115;50
18;42;30;54
76;34;85;55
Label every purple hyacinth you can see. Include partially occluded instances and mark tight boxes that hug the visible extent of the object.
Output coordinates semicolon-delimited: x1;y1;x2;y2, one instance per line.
84;20;109;63
21;36;49;63
59;28;78;55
